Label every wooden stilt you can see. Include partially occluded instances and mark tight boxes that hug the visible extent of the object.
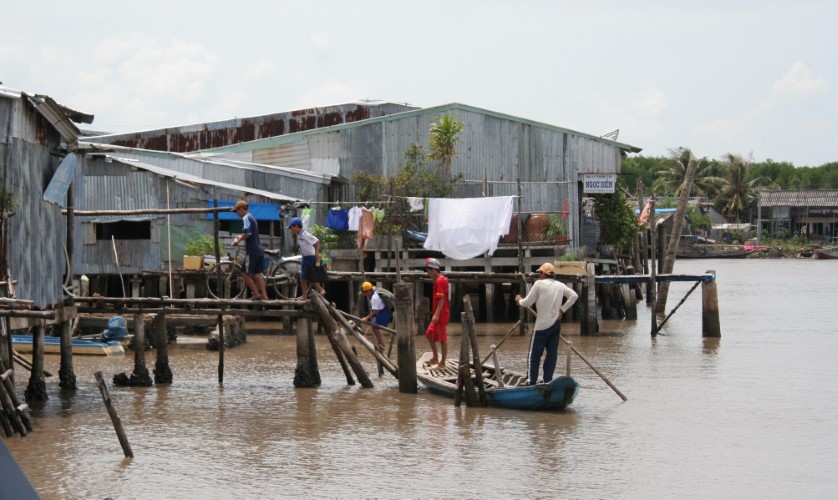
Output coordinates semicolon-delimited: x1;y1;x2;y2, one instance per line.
94;371;134;458
25;322;47;401
621;283;637;320
0;367;27;435
702;270;721;337
0;359;32;432
455;312;478;407
293;317;322;387
394;282;416;393
153;314;172;384
581;263;598;336
309;293;372;388
463;296;487;407
58;320;77;390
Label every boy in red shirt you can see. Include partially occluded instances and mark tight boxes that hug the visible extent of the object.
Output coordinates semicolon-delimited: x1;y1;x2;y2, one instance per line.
423;257;449;369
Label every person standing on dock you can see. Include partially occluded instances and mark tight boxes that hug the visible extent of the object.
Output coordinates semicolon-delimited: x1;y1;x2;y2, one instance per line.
423;257;449;369
360;281;393;349
515;262;578;386
287;216;326;298
231;200;268;300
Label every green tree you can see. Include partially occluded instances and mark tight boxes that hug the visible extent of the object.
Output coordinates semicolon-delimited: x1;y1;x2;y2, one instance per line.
427;114;464;180
652;148;724;198
593;191;637;250
715;153;775;223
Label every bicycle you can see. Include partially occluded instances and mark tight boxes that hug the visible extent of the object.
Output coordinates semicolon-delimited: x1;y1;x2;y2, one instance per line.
205;248;302;300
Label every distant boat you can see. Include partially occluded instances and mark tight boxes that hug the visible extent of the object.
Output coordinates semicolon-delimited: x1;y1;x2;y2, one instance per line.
676;235;754;259
12;335;125;356
416;352;579;411
814;245;838;260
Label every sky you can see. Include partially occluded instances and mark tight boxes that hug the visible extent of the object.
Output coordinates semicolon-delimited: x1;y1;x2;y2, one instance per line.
2;0;836;167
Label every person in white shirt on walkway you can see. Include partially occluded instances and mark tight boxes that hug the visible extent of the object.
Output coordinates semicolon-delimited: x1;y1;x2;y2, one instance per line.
515;262;578;385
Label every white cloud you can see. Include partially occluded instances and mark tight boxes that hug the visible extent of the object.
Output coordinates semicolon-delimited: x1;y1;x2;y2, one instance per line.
771;61;827;99
311;32;331;51
630;86;667;115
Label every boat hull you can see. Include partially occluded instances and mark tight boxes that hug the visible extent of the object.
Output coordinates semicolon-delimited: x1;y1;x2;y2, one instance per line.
12;335;125;356
814;246;838;259
417;353;578;411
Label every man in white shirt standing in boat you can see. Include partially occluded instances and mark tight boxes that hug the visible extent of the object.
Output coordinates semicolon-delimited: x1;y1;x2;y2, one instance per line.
515;262;578;386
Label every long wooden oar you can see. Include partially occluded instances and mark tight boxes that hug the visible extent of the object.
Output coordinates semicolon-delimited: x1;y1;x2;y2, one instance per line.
480;320;523;365
522;304;627;401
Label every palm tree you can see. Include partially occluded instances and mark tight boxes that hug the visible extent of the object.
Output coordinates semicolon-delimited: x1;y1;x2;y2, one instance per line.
427;114;464;179
652;148;724;198
716;153;774;223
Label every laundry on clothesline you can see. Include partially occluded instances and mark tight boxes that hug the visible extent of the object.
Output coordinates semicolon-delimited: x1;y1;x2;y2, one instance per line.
423;196;514;260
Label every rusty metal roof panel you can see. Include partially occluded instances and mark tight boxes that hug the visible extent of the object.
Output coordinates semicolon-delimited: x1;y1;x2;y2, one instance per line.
759;189;838;207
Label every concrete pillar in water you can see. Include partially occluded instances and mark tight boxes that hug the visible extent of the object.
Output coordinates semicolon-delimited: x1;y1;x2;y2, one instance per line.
58;320;77;390
25;322;47;400
702;271;721;337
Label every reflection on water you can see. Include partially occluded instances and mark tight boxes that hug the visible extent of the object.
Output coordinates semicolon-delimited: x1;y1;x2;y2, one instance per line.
5;259;838;498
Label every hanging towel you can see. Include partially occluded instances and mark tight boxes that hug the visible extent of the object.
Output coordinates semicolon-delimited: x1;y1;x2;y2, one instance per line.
423;196;514;259
348;206;362;231
326;207;349;231
407;197;424;212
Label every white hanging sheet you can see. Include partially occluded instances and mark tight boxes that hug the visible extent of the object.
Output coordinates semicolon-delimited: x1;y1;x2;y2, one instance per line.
423;196;514;260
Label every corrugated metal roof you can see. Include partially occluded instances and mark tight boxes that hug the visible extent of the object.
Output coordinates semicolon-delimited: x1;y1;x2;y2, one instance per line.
759;189;838;207
94;154;301;202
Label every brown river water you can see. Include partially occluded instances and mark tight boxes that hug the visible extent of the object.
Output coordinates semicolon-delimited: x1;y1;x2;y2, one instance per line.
5;258;838;499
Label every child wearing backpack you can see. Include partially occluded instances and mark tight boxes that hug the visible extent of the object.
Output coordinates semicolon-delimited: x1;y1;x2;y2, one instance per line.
361;281;393;349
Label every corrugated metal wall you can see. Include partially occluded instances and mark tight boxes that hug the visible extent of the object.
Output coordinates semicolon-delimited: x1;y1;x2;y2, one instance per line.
1;96;66;307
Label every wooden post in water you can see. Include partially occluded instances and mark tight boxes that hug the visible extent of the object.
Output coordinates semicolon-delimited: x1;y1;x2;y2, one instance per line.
621;283;637;320
702;270;721;337
293;317;322;387
394;282;416;393
25;321;47;401
94;371;134;458
153;314;172;384
309;293;372;388
580;263;598;335
58;319;77;389
463;296;487;407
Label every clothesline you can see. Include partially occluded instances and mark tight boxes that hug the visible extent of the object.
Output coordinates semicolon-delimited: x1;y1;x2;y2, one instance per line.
461;179;576;185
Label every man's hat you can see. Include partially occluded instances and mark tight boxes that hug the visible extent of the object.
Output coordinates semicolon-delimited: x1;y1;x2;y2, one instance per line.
231;200;248;211
361;281;374;292
287;216;303;228
424;257;441;270
538;262;556;274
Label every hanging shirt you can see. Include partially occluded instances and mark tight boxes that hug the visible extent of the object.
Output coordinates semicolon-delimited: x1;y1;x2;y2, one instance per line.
423;196;514;260
326;207;349;231
407;197;424;212
358;207;375;239
300;207;312;230
348;206;362;231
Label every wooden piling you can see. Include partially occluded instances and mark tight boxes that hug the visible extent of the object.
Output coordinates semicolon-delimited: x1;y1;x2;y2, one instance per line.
0;366;27;436
24;322;47;401
58;319;77;390
153;314;173;384
621;283;637;320
701;270;721;337
94;371;134;458
580;263;598;335
463;296;487;407
394;282;416;393
114;314;152;387
293;317;322;388
309;293;372;388
455;312;478;407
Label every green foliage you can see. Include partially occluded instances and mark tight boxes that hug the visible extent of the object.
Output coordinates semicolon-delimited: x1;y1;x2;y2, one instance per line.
352;142;463;235
184;235;219;256
427;114;464;179
308;224;338;257
686;207;712;230
593;191;637;249
546;214;567;238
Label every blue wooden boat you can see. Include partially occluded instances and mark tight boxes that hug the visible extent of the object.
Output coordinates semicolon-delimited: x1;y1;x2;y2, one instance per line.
12;335;125;356
416;353;579;410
